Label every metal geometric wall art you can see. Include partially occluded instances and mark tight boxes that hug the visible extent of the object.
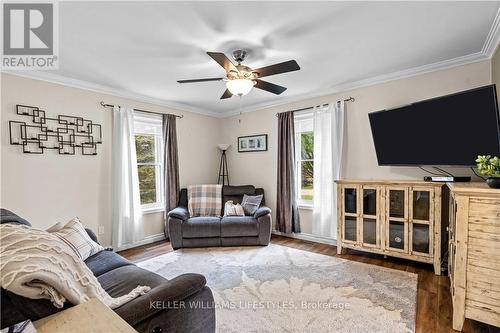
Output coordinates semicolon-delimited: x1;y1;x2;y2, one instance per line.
9;105;102;155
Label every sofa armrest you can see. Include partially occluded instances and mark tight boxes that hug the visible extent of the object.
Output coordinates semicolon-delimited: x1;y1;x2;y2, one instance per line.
168;207;190;221
114;273;207;327
254;206;271;219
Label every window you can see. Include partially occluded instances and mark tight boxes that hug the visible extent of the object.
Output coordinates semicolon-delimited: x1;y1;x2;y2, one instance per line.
295;113;314;206
134;112;164;212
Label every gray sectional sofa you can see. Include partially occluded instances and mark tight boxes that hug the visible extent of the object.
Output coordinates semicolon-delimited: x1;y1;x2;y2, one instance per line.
167;185;272;249
0;209;215;333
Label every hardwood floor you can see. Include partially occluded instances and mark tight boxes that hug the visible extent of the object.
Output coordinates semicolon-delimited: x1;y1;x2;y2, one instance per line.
118;235;499;333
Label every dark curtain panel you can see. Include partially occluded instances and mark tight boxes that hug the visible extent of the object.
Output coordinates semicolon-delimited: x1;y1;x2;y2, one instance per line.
276;111;300;234
162;114;180;216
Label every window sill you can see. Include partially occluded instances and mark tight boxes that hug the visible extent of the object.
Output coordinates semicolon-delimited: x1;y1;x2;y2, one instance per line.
141;206;165;215
298;204;313;210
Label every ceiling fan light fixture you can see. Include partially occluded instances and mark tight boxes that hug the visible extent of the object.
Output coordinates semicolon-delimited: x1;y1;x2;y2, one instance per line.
226;79;254;96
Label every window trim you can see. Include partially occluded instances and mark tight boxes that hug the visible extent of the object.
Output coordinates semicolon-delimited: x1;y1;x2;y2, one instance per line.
294;112;314;207
134;112;165;213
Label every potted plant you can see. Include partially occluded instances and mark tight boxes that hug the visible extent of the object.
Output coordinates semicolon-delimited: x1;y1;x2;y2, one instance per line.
476;155;500;189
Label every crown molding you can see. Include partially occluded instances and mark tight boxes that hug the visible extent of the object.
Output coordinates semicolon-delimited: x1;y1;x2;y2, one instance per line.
2;70;221;118
482;5;500;58
220;51;489;118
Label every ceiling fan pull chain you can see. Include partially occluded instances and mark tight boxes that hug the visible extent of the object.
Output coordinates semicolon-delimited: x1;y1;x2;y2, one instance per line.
238;95;243;124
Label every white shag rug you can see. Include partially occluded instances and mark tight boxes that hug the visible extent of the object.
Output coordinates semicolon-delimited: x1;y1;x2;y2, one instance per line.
138;244;417;333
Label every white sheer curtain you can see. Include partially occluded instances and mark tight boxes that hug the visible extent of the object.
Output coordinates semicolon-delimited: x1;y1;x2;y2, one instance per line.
312;101;345;239
112;106;143;250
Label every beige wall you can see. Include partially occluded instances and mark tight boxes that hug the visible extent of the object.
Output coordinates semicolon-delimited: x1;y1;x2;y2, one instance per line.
493;44;500;96
219;60;492;235
1;59;493;244
1;73;221;246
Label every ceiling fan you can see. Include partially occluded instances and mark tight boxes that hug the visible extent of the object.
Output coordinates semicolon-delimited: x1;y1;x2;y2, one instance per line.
177;50;300;99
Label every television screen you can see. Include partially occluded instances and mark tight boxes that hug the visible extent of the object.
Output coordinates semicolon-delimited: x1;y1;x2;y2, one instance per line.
369;85;500;166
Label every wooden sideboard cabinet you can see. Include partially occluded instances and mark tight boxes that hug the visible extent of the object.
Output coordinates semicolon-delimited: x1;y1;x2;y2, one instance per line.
447;182;500;331
336;180;444;275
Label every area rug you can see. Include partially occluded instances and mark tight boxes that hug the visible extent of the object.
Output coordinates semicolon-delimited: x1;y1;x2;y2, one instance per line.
137;244;417;333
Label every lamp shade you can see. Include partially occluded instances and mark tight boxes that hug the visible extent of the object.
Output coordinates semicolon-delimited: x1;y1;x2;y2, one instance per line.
218;144;230;151
226;79;254;96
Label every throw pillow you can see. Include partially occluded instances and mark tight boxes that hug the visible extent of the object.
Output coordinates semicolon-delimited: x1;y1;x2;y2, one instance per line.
224;201;245;216
241;194;263;216
50;217;103;260
188;184;222;217
46;221;65;233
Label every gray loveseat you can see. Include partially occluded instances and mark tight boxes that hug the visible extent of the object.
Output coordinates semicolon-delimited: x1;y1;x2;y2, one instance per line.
0;209;215;333
167;185;272;249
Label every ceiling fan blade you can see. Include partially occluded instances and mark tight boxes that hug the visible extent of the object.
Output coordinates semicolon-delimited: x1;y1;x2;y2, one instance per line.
177;78;224;83
220;89;232;99
254;79;287;95
207;52;239;73
252;60;300;78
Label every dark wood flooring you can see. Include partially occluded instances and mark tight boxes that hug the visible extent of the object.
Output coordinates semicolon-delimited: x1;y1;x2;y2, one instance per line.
118;235;499;333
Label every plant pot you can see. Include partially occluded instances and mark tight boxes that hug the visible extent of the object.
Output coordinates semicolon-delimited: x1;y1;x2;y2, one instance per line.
486;177;500;189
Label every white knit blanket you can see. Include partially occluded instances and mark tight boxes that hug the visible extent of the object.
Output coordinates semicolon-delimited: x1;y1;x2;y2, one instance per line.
0;223;150;309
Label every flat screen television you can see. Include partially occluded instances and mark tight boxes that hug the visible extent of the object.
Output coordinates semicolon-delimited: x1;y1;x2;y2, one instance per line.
368;84;500;166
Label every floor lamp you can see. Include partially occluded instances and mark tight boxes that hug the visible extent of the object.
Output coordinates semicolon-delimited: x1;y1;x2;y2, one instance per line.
218;144;230;185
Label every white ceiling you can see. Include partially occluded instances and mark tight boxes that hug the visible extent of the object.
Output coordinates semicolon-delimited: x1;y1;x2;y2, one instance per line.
22;2;500;116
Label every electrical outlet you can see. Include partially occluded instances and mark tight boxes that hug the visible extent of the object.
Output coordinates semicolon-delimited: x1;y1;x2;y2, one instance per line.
98;225;105;235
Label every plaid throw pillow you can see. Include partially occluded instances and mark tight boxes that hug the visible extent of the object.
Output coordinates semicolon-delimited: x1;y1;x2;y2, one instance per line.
49;217;104;260
188;184;223;217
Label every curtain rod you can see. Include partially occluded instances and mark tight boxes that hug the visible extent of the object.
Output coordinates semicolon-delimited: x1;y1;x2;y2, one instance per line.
100;101;184;118
275;97;355;117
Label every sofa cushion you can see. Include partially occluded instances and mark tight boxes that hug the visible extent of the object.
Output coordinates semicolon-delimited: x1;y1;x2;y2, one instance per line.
222;185;255;205
98;265;166;298
0;209;31;226
179;188;188;207
183;217;221;238
85;250;134;277
221;216;259;237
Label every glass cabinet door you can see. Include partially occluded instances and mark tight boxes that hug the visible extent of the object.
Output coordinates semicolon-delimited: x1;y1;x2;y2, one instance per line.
342;187;359;244
412;190;430;221
386;187;408;252
409;188;433;256
412;224;430;254
344;216;357;242
389;189;406;219
361;188;378;247
363;189;377;215
388;221;406;250
363;218;377;245
344;188;357;214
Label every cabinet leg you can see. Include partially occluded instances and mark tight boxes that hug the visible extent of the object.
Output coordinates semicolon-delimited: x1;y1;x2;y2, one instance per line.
452;313;464;331
453;288;465;331
336;245;346;255
433;261;442;276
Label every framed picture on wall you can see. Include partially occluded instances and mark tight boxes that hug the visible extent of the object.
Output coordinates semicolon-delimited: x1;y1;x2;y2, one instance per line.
238;134;268;152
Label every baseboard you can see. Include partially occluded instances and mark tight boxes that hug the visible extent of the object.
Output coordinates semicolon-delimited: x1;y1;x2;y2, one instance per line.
116;233;166;251
272;230;337;246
